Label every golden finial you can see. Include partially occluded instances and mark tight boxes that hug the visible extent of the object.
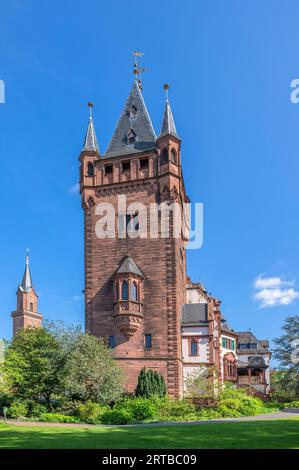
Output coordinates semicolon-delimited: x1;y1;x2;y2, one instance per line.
163;83;170;99
88;101;93;118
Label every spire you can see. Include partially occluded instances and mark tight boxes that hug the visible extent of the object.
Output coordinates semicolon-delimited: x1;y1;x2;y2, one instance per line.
159;84;179;139
104;80;156;158
20;250;33;292
82;102;100;153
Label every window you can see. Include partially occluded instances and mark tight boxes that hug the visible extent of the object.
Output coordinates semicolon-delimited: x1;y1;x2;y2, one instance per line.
121;280;129;300
238;343;257;350
190;339;198;356
108;336;116;348
105;165;113;175
131;281;138;301
30;302;34;312
222;337;235;350
140;158;148;170
161;148;168;163
170;149;176;163
87;162;94;177
122;161;130;172
125;128;136;144
19;300;23;310
145;334;152;349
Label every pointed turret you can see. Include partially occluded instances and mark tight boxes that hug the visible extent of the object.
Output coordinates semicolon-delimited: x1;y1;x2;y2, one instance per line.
11;252;42;337
20;254;33;292
159;85;179;139
104;80;156;158
82;103;100;153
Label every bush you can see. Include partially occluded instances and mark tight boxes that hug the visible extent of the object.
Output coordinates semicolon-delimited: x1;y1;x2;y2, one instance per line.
38;413;80;423
135;368;167;398
55;400;81;416
0;392;14;409
159;399;196;418
101;409;132;425
196;407;222;419
284;400;299;408
114;397;156;421
215;395;263;417
77;401;110;424
7;402;28;419
26;401;48;418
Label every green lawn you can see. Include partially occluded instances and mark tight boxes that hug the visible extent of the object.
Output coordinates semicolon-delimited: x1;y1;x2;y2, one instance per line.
0;419;298;449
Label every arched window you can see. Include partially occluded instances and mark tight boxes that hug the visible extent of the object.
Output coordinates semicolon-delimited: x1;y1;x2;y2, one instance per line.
170;149;176;163
30;302;34;312
121;280;129;300
131;281;138;301
87;162;94;177
161;148;168;163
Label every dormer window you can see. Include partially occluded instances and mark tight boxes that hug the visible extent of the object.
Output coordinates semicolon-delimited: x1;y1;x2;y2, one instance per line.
125;128;136;144
126;105;138;118
105;165;113;175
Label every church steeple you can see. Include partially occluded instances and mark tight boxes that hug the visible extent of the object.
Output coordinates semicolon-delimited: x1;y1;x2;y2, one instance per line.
82;102;100;154
104;79;156;158
20;253;33;292
159;84;180;139
11;252;42;337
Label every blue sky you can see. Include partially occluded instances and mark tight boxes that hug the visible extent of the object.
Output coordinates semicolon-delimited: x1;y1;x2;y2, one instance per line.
1;1;299;355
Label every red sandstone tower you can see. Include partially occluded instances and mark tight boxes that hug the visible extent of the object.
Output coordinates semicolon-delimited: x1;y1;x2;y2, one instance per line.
11;254;42;337
79;78;188;397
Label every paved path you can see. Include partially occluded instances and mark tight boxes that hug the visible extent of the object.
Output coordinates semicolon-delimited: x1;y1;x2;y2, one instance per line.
4;411;299;429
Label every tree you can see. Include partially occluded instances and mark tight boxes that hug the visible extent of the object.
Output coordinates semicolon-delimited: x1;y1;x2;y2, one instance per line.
4;327;65;408
273;316;299;399
63;333;124;404
184;367;217;401
135;367;167;397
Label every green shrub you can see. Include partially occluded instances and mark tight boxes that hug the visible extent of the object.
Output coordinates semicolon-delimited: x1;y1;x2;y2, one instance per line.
284;400;299;408
7;402;28;419
196;407;222;419
215;395;263;417
55;400;81;416
26;401;48;418
101;409;132;425
38;413;80;423
114;397;156;421
159;399;196;418
77;401;110;424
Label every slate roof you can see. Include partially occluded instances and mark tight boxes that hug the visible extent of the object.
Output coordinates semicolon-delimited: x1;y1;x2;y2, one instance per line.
182;303;208;325
104;80;157;158
159;99;179;139
20;256;33;292
116;255;143;277
236;331;269;351
237;356;267;369
221;319;235;335
83;116;99;153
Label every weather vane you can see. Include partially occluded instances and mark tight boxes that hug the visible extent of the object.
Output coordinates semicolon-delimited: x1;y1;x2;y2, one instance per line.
132;51;148;89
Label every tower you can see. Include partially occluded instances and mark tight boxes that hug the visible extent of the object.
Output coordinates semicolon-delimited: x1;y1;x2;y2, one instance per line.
11;254;42;337
80;75;188;397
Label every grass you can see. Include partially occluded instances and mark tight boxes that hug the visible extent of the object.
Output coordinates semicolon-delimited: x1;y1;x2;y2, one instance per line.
0;419;298;449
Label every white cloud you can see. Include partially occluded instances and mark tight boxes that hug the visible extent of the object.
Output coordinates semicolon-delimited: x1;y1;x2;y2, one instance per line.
253;274;299;308
69;183;79;193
